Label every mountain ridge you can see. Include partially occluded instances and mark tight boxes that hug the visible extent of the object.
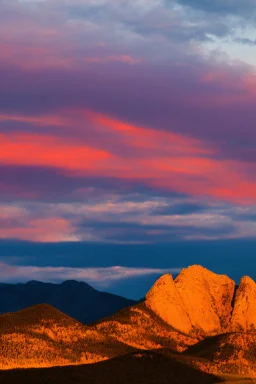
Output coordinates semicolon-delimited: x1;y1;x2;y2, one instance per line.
0;279;136;324
0;303;135;370
145;265;256;336
2;265;256;378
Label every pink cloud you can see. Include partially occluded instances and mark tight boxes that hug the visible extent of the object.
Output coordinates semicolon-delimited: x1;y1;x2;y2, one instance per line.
0;132;112;171
0;216;78;242
84;55;142;65
1;109;256;204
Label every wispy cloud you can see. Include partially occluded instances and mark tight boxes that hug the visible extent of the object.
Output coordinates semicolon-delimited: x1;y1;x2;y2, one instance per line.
1;109;256;206
0;262;179;287
0;197;255;243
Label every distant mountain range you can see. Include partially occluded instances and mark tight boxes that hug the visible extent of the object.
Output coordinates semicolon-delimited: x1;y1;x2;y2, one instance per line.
0;280;136;323
1;265;256;381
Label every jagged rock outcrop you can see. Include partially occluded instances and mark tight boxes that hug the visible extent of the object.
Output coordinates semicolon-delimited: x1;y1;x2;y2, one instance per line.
146;274;192;334
174;265;235;335
231;276;256;332
146;265;236;336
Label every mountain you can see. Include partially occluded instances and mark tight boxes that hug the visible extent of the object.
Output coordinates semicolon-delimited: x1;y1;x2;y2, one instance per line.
145;265;256;337
3;265;256;378
93;301;198;352
90;265;256;377
0;350;222;384
0;300;198;370
0;280;136;323
145;265;235;336
0;304;134;369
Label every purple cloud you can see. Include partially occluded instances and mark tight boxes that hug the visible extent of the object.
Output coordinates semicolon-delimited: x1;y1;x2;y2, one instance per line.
0;0;256;246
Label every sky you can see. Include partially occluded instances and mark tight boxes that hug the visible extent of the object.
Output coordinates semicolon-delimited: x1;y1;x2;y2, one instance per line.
1;0;256;299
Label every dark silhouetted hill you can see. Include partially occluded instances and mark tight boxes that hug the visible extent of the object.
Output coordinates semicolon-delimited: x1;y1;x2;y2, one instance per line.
0;280;136;323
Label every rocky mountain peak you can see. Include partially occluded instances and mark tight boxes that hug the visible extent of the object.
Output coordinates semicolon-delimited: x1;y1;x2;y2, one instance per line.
146;273;174;293
145;265;236;336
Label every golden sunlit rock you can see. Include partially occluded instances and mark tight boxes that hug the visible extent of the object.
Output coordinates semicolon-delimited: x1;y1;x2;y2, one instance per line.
145;273;193;334
175;265;235;335
231;276;256;332
146;265;235;336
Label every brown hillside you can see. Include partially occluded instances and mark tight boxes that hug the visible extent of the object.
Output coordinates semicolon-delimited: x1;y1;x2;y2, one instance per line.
184;332;256;377
0;299;199;370
92;301;198;352
0;304;79;329
0;304;133;370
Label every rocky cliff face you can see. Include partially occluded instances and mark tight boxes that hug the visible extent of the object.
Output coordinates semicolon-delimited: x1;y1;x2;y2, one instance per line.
174;265;235;335
145;274;192;334
231;276;256;332
146;265;256;336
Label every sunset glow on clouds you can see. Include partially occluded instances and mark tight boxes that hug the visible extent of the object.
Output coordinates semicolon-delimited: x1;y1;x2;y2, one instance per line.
1;108;256;205
0;0;256;291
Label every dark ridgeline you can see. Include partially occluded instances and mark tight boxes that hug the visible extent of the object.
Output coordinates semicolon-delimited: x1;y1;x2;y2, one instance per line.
0;280;136;323
0;351;221;384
